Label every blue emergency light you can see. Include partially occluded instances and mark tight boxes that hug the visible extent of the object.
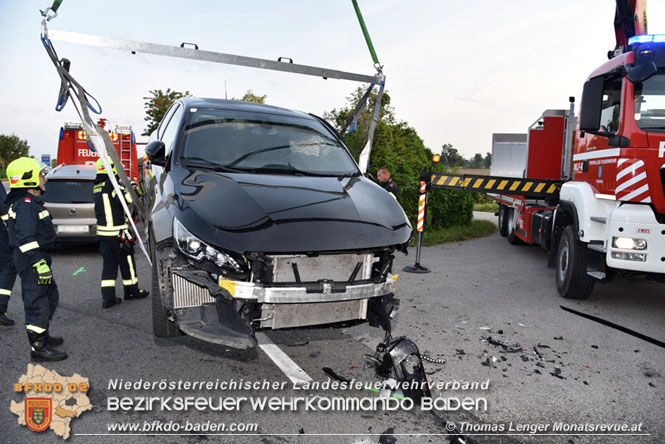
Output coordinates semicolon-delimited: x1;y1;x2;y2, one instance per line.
628;34;665;45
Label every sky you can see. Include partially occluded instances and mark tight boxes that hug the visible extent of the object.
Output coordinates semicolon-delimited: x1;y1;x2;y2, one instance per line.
1;0;665;163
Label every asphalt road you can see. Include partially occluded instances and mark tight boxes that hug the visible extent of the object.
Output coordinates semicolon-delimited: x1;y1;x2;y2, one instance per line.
1;214;664;444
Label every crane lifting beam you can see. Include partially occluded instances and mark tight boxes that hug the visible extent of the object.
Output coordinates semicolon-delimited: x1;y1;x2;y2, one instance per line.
48;30;382;85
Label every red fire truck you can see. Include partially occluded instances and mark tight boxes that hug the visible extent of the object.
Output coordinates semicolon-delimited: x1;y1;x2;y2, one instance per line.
431;1;664;300
56;118;140;182
490;1;664;300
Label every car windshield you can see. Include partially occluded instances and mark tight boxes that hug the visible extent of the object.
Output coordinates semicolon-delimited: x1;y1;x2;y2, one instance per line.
634;70;665;132
42;180;93;204
178;108;360;176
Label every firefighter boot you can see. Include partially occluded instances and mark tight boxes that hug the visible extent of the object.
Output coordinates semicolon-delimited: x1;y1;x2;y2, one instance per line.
47;333;64;347
124;289;149;300
102;297;122;309
28;331;68;362
0;312;15;326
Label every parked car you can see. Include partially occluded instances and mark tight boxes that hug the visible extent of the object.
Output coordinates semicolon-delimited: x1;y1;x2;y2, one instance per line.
42;164;97;242
145;98;412;348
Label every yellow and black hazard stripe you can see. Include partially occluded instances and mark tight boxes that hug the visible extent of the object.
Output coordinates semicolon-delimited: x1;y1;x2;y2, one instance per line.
429;173;562;198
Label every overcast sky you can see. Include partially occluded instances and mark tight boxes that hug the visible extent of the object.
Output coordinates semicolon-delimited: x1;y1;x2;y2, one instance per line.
1;0;664;163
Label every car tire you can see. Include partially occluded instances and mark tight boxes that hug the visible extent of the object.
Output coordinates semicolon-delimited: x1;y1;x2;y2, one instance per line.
507;208;523;245
556;226;595;299
498;205;509;237
150;229;182;338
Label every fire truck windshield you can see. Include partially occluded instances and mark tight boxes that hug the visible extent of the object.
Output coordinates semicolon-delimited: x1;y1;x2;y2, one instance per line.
634;70;665;132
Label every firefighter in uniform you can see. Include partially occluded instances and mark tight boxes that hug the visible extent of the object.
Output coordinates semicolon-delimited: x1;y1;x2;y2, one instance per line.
6;157;67;361
377;166;399;198
0;182;17;326
93;158;148;308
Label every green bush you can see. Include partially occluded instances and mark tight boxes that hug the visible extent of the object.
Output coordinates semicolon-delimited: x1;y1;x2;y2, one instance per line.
325;88;473;231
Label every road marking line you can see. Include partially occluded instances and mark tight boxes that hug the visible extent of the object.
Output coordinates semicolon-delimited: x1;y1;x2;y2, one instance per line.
255;332;312;387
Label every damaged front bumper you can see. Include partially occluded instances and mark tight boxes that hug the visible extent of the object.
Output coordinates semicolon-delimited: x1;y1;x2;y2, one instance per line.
157;251;399;349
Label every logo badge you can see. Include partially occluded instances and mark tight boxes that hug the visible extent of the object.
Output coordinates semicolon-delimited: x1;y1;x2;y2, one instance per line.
25;398;52;432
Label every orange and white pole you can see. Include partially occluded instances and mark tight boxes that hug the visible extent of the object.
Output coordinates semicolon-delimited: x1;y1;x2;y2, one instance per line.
404;170;432;274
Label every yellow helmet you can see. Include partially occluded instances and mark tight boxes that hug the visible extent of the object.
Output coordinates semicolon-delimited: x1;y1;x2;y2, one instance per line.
96;157;118;175
6;157;42;189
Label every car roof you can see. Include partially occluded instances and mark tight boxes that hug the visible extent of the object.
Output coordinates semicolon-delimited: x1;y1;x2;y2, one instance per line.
179;97;314;120
47;164;97;180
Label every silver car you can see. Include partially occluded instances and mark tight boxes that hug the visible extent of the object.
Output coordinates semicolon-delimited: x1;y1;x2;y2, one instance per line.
42;164;97;242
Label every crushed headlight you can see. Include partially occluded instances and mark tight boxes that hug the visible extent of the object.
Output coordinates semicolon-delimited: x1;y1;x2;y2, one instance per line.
612;237;647;250
174;219;245;273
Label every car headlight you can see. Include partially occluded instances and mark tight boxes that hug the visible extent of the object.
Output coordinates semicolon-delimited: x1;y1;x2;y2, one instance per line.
174;219;245;273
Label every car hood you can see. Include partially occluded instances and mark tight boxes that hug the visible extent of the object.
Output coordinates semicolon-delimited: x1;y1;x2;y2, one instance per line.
170;168;411;254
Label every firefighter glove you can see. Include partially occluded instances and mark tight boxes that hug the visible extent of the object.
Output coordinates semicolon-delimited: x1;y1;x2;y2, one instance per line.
33;259;53;285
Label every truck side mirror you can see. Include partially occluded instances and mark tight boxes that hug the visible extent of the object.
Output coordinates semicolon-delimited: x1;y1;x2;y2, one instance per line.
579;76;604;131
627;62;657;83
145;141;167;167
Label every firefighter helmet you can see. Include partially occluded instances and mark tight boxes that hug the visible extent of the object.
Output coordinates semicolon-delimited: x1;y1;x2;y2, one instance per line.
6;157;42;189
96;157;118;175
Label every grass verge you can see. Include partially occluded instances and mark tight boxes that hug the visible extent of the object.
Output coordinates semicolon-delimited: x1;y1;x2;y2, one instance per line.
412;219;497;247
473;202;499;212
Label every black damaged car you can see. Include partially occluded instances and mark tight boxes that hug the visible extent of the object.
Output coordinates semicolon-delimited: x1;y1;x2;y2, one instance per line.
144;97;411;348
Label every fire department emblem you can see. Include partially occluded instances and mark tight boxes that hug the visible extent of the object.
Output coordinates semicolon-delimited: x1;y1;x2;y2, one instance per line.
25;398;52;432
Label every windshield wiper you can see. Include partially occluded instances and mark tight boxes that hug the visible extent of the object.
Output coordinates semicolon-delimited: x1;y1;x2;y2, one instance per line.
183;161;249;173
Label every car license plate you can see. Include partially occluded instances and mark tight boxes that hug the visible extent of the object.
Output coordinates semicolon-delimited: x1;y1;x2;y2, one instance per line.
57;225;89;233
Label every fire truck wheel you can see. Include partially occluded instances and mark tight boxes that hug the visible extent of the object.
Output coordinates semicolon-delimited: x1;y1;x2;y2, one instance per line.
507;208;523;245
498;205;508;237
556;226;595;299
150;229;183;338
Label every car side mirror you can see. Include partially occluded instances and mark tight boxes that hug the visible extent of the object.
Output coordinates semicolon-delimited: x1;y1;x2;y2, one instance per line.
145;141;167;167
579;76;604;131
627;62;657;84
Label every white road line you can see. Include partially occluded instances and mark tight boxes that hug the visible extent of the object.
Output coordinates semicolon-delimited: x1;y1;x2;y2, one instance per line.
255;332;313;387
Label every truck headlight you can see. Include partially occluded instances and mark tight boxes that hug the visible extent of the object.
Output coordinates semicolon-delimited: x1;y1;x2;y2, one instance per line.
174;219;245;273
612;237;647;250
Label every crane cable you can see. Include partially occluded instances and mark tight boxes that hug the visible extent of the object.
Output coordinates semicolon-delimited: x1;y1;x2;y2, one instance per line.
40;0;152;265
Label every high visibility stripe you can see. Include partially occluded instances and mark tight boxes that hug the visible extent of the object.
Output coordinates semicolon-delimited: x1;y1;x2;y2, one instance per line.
102;193;113;228
8;208;16;219
101;280;116;287
26;324;46;334
124;192;133;204
0;289;11;296
19;241;40;253
485;179;496;189
497;180;509;190
449;177;459;187
521;182;533;192
547;184;557;194
96;231;120;236
1;214;8;221
509;181;521;191
472;178;484;188
436;175;447;185
460;178;471;187
97;224;128;231
127;255;138;284
122;279;134;286
534;183;546;193
39;210;50;219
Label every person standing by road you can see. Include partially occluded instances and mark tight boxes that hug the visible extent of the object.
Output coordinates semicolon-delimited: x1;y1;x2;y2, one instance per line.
6;157;66;361
377;166;399;198
0;181;17;326
93;158;148;309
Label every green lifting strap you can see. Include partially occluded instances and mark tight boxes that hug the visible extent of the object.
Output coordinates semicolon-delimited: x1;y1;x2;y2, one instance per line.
352;0;380;67
51;0;63;12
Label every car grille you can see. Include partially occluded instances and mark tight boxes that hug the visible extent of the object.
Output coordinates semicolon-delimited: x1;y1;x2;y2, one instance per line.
268;253;376;283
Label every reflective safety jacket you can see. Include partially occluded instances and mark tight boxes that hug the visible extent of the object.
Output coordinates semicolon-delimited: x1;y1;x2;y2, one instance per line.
7;192;56;264
93;175;132;238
